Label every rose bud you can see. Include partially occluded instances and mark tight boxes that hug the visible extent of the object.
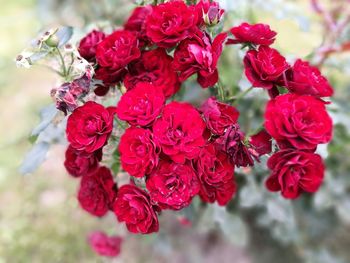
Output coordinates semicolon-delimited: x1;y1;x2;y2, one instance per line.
78;30;106;62
196;0;224;26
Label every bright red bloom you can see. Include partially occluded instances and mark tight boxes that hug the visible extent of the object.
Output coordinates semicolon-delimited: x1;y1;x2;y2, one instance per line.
88;231;122;258
153;102;206;164
119;127;159;178
173;31;227;88
243;46;290;89
266;149;325;199
124;48;180;98
146;160;200;210
96;30;140;71
249;130;272;156
78;30;106;61
285;59;334;97
64;145;102;177
145;1;199;48
195;143;236;206
227;22;276;46
66;101;114;153
124;5;152;46
195;0;224;26
200;97;239;135
116;83;165;127
265;94;333;150
114;184;159;234
78;167;117;217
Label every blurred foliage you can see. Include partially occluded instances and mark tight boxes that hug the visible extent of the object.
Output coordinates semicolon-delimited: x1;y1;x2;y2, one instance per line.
1;0;350;262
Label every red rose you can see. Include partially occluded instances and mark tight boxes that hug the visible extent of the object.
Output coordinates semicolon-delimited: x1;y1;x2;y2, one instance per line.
88;231;122;258
78;167;117;217
285;59;334;97
195;143;236;206
96;30;140;71
200;97;239;135
173;31;227;88
116;83;165;127
216;125;255;167
114;184;159;234
66;101;114;153
124;48;180;98
243;46;289;89
195;0;224;26
145;1;198;48
266;149;325;199
78;30;106;61
124;5;152;46
264;94;333;150
64;145;102;177
249;129;272;156
94;66;127;88
153;101;206;164
119;127;159;178
146;160;200;210
227;22;277;46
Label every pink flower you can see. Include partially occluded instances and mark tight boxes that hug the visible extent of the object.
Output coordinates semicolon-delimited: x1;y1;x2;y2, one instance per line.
88;231;122;257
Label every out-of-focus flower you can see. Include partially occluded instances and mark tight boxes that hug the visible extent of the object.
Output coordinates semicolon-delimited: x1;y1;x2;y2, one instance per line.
88;231;123;257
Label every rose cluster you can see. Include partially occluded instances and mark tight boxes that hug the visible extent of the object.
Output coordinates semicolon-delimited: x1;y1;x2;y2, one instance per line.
61;0;333;240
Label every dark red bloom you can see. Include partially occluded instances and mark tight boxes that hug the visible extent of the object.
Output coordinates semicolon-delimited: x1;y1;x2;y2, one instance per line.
195;143;236;206
153;101;206;164
285;59;334;97
78;30;106;61
124;5;152;46
243;46;290;89
200;97;239;135
146;160;200;210
96;30;140;71
116;83;165;127
94;66;127;88
265;94;333;150
216;125;255;167
173;31;227;88
114;184;159;234
145;1;199;48
88;231;122;258
266;149;325;199
227;22;276;46
66;101;114;153
119;127;159;178
249;130;272;156
124;48;180;98
196;0;224;26
64;145;102;177
78;167;117;217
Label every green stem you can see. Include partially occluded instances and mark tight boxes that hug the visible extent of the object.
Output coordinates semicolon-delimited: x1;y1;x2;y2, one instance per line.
56;47;67;77
231;86;253;106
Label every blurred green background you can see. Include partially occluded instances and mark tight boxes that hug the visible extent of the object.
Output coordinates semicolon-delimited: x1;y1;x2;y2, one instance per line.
0;0;349;262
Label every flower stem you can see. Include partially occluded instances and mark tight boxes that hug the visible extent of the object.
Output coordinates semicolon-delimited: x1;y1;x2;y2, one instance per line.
231;86;254;106
56;47;67;77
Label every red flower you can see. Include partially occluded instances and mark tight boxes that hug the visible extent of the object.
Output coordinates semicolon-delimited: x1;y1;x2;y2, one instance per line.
66;101;114;153
78;167;117;217
64;145;102;177
116;83;165;127
227;22;277;46
96;30;140;71
145;1;199;48
124;5;152;46
78;30;106;62
216;125;255;167
244;46;289;89
200;97;239;135
285;59;334;97
195;143;236;206
114;184;159;234
266;149;325;199
119;127;159;178
124;48;180;98
94;66;127;88
88;231;122;258
264;94;333;150
146;160;200;210
173;31;227;88
195;0;224;26
249;130;272;156
153;101;206;164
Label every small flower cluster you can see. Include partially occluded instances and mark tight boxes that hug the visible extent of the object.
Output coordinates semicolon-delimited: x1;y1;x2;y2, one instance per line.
58;0;334;237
